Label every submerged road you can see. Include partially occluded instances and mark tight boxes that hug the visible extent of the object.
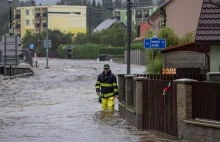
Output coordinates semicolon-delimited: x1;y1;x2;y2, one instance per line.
0;58;183;142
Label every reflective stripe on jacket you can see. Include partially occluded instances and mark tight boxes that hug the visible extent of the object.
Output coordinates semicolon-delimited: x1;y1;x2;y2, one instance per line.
95;70;118;98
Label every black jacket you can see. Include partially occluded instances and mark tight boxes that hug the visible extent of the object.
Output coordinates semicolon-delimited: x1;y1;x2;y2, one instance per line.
95;70;118;98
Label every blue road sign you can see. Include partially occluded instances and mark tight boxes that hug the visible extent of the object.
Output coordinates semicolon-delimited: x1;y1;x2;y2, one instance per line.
144;36;166;49
144;39;151;48
29;43;35;50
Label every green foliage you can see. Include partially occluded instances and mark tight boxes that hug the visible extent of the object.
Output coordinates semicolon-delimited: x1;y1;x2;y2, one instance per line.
98;47;125;55
145;27;196;74
22;29;73;57
147;55;163;74
57;44;66;58
73;32;88;45
158;27;180;47
131;42;144;50
180;31;195;44
72;43;102;59
99;23;127;47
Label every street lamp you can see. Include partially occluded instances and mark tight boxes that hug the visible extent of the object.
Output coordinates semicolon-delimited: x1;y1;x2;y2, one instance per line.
8;0;14;36
127;0;132;74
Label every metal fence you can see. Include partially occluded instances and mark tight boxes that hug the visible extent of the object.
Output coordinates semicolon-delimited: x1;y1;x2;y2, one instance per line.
124;49;146;65
192;82;220;121
142;79;177;136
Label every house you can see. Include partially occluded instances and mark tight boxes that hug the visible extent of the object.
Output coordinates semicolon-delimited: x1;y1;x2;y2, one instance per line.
14;5;87;38
92;19;126;33
147;0;203;37
113;6;158;26
196;0;220;72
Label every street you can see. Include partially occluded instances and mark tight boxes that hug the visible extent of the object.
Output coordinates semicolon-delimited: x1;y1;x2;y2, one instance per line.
0;58;180;142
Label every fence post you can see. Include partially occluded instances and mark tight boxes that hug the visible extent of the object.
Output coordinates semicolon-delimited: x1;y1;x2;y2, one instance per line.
174;78;197;139
125;75;136;106
135;77;147;129
118;74;125;102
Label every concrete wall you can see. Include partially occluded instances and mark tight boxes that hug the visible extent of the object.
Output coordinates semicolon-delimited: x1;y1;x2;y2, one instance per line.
210;45;220;72
163;51;208;72
166;0;203;37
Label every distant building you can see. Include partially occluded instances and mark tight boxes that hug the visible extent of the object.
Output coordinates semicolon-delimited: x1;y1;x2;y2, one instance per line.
113;6;158;26
14;5;87;38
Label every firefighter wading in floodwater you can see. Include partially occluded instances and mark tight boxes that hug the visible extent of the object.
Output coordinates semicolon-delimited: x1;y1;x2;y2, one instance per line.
95;64;118;111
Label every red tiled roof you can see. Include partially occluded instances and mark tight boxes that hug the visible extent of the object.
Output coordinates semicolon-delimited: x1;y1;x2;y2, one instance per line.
196;0;220;43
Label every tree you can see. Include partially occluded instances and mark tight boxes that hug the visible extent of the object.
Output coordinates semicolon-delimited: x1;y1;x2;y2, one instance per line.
97;1;102;9
22;29;74;57
73;32;88;45
92;0;96;7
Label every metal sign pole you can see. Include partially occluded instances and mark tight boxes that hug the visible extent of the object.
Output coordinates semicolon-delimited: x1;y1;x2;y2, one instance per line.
152;49;154;73
45;11;49;69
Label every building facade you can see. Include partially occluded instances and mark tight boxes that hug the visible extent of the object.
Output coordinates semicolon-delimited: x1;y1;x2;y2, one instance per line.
14;5;87;38
148;0;203;37
113;6;158;26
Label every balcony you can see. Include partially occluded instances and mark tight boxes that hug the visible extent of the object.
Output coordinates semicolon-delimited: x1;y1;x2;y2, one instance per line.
35;13;41;18
15;14;20;20
35;23;40;28
43;23;47;28
42;13;47;17
15;24;21;29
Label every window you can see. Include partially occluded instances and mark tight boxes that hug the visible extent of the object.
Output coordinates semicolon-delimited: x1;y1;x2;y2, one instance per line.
26;10;29;15
26;20;30;25
136;10;142;18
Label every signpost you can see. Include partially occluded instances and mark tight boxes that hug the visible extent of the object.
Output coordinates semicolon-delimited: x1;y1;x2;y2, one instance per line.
29;43;35;50
144;36;166;73
44;40;51;48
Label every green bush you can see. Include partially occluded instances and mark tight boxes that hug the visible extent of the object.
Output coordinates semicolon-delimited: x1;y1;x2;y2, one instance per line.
98;47;125;55
131;42;144;50
72;43;102;59
57;44;66;58
147;56;163;74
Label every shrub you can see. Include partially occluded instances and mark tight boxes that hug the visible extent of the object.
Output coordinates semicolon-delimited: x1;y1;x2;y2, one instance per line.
98;47;125;55
72;43;102;59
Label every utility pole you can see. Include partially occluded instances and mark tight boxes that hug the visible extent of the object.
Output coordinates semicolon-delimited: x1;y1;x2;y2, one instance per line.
88;7;92;42
127;0;131;74
8;0;14;36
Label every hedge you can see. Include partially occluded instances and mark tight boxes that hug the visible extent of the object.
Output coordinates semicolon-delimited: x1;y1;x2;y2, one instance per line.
72;43;102;59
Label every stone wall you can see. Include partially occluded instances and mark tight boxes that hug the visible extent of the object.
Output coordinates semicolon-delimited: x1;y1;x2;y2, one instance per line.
163;51;208;72
175;79;220;141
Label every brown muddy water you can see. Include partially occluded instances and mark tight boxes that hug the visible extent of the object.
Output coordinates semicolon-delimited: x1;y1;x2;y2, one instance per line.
0;58;189;142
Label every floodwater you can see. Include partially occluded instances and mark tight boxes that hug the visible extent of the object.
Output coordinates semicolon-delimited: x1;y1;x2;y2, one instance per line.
0;58;184;142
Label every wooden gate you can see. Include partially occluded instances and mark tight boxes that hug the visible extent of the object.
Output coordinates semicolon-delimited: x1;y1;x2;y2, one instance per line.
142;80;177;136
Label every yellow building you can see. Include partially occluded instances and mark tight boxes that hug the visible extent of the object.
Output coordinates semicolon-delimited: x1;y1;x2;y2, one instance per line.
14;5;87;38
